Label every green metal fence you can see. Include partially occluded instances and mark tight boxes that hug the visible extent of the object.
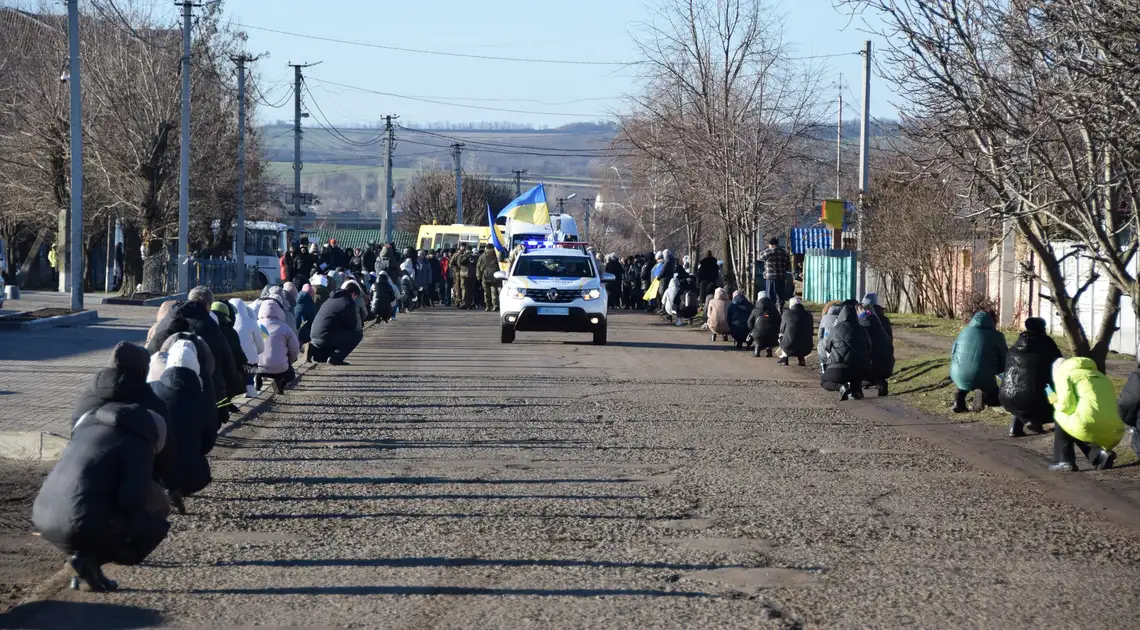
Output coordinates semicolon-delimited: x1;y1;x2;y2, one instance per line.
803;248;857;304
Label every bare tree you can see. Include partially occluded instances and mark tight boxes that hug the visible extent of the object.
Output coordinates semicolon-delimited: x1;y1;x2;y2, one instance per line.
396;165;514;231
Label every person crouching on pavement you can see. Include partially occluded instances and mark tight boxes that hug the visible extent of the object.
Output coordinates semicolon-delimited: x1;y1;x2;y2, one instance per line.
1049;357;1126;472
257;298;300;392
705;287;731;342
33;342;172;592
148;339;217;514
228;298;264;397
950;311;1008;413
1115;364;1140;457
371;270;396;323
777;296;814;366
309;282;363;365
727;290;753;349
749;291;781;357
820;302;872;400
859;301;895;396
1000;317;1062;437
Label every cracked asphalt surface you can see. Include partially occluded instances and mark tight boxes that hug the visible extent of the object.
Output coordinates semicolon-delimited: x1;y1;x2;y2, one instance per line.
3;310;1140;629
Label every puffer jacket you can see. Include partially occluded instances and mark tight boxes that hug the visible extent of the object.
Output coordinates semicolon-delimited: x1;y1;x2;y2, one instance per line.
257;300;300;375
146;300;243;402
817;305;842;361
150;363;216;496
1117;366;1140;429
727;294;753;343
748;297;781;349
415;259;432;287
950;312;1007;391
293;292;317;332
228;299;264;365
35;384;170;564
210;302;246;377
663;278;680;317
1000;330;1063;419
1053;357;1126;449
371;273;396;319
822;305;871;377
705;288;731;335
311;289;360;346
779;303;814;357
860;309;896;380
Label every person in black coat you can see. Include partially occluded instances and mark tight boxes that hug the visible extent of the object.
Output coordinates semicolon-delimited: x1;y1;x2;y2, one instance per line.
370;270;396;323
748;292;781;357
148;339;218;513
859;303;896;396
1001;317;1063;437
727;291;753;348
309;286;363;364
696;251;719;301
778;297;814;366
604;255;624;309
34;344;172;592
362;244;378;279
821;302;872;400
1116;365;1140;457
146;289;243;421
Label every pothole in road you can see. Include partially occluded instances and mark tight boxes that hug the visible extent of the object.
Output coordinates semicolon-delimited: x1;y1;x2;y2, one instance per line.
661;537;773;552
686;567;822;590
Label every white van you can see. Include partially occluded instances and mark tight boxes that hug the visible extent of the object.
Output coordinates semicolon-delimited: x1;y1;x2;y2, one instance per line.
495;245;614;345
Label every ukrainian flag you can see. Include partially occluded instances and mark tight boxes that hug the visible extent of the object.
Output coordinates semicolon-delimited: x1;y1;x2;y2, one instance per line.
498;184;550;225
487;203;509;255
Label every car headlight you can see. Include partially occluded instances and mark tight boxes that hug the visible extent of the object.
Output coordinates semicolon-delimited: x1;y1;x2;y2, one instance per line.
581;288;601;301
508;287;526;300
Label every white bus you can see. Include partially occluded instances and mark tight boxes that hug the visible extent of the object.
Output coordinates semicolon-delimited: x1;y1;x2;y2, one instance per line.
236;221;292;288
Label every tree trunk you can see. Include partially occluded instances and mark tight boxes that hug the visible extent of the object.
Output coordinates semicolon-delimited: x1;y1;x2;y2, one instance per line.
1089;284;1122;373
121;224;144;296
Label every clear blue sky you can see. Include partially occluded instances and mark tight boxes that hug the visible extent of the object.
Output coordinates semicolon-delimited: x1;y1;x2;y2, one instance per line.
222;0;893;127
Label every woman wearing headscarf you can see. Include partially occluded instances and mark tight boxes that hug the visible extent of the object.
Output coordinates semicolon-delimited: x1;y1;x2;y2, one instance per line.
228;298;264;397
727;290;753;348
748;291;781;358
257;298;300;394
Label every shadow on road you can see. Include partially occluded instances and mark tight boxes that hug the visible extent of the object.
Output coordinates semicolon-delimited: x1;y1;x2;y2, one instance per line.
177;585;712;598
215;556;742;571
0;601;164;630
220;476;652;485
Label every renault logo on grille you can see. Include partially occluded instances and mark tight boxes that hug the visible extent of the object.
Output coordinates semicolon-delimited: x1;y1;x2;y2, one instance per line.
547;289;559;302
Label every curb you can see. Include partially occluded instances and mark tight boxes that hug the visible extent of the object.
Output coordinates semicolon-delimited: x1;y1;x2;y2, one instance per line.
0;431;69;461
0;309;98;332
100;293;187;307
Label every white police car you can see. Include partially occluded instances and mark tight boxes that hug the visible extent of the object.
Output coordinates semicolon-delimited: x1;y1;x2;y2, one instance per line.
495;246;613;345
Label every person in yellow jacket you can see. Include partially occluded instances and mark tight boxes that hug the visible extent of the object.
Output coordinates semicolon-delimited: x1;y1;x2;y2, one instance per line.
1049;357;1126;472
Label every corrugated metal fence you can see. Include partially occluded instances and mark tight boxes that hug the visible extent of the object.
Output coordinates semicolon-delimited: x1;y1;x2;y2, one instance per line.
789;228;833;254
803;248;857;304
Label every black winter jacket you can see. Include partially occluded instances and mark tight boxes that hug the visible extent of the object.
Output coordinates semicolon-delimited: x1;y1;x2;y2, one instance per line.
1000;331;1063;419
779;304;815;357
34;398;169;564
727;294;753;343
748;298;781;349
311;290;360;346
860;311;896;380
1119;367;1140;429
625;262;643;291
872;304;893;338
146;301;243;402
697;256;719;284
151;367;216;495
822;306;871;379
604;260;624;285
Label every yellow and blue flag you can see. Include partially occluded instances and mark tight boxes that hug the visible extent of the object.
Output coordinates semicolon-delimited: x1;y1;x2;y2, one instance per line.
497;184;550;225
487;203;508;255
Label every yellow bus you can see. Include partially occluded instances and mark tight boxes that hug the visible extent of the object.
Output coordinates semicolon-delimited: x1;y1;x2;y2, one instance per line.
416;223;491;251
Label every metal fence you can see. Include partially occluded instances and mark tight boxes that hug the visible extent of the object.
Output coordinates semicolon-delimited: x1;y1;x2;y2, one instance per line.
139;250;259;296
803;248;858;304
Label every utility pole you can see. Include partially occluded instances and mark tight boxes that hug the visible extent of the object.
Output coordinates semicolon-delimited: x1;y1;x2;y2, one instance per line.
233;53;257;290
176;0;196;295
557;198;566;214
836;90;843;199
581;198;594;243
289;62;320;239
451;143;465;224
67;0;83;310
382;114;398;243
512;169;527;196
856;40;872;298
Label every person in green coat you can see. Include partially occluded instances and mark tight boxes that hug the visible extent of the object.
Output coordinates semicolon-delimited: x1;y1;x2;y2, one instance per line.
950;311;1008;413
1049;357;1125;472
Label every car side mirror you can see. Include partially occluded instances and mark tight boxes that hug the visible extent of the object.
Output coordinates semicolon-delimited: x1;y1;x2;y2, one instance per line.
601;273;616;283
493;271;508;281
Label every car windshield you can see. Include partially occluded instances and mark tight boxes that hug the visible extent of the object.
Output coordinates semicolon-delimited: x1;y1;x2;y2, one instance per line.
513;256;595;278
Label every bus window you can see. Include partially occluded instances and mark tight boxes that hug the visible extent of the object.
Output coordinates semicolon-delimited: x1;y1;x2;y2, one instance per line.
420;237;432;249
441;234;459;249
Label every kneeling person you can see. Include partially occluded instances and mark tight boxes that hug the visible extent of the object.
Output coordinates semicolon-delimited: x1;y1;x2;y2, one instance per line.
309;284;363;365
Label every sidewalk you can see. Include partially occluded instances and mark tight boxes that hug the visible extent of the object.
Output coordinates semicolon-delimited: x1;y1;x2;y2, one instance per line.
0;292;155;435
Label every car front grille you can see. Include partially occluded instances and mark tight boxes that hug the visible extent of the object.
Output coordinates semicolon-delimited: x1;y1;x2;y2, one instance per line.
524;288;578;303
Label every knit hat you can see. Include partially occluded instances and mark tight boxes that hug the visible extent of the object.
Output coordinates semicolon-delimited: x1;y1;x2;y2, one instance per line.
282;282;299;301
302;283;315;298
110;342;150;379
861;292;879;307
210;300;233;321
756;291;767;302
1025;317;1046;334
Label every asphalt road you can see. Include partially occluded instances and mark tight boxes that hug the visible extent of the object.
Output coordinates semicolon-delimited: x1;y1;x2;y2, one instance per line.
4;309;1140;629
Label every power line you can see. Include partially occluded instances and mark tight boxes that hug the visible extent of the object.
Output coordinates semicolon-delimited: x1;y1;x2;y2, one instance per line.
306;77;606;118
396;126;617;155
233;22;636;66
302;81;386;147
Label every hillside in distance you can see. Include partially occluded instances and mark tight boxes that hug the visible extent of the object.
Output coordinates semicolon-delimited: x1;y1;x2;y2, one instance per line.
261;122;619;214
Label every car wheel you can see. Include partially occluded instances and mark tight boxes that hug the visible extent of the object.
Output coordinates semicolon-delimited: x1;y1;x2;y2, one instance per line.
501;325;515;344
592;324;607;346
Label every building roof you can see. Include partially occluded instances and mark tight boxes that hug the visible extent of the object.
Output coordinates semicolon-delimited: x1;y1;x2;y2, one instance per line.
303;229;415;252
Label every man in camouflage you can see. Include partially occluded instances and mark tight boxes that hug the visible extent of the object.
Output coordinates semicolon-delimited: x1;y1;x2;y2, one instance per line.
453;246;476;309
477;246;502;312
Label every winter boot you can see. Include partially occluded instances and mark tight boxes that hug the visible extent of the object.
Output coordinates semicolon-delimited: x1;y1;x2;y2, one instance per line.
1091;448;1117;471
878;380;889;397
68;554;106;592
951;390;969;413
167;489;186;515
1007;417;1026;438
776;356;789;366
839;384;851;402
96;567;119;591
970;390;986;413
765;348;773;358
1048;461;1077;472
797;357;807;367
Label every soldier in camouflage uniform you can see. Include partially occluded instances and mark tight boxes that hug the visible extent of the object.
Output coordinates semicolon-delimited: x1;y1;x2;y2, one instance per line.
477;246;503;312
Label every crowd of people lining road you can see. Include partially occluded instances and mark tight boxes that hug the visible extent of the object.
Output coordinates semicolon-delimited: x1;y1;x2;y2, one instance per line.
24;236;1140;594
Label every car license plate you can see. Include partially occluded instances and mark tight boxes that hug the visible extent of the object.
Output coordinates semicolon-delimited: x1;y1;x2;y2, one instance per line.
537;307;569;316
